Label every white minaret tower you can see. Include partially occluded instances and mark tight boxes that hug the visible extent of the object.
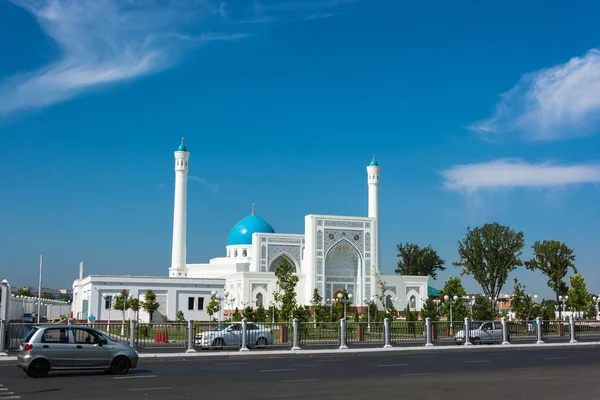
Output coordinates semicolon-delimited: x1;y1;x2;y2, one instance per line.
367;154;380;273
170;138;190;278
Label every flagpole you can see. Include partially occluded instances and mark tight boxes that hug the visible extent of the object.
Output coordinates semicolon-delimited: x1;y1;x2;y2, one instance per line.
37;254;43;324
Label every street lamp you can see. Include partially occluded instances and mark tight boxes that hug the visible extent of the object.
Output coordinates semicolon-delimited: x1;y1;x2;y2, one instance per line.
337;292;352;319
558;295;568;320
363;297;376;331
269;300;276;323
444;295;458;335
326;299;333;318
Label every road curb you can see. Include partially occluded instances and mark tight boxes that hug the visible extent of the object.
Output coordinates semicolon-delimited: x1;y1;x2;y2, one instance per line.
1;341;598;364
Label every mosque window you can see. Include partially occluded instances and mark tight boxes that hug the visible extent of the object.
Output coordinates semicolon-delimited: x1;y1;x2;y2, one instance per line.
255;292;264;308
197;297;204;310
410;295;416;310
228;249;231;257
188;297;195;310
104;296;112;310
242;249;247;257
234;250;238;257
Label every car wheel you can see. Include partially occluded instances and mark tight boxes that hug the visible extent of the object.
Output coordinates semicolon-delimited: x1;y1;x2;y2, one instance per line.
27;359;50;378
472;337;481;345
212;338;225;348
110;356;131;374
256;337;268;347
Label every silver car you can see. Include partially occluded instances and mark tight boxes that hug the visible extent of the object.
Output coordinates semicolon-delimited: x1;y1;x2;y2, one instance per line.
17;325;139;378
195;322;275;348
455;320;510;345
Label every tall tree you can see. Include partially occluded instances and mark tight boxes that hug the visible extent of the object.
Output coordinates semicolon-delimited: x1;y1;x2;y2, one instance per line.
471;296;495;321
439;277;469;322
273;258;299;321
129;298;141;322
421;298;440;321
141;289;160;322
567;274;589;315
206;293;220;320
510;278;536;320
453;222;525;300
16;287;32;296
524;240;577;303
395;242;446;280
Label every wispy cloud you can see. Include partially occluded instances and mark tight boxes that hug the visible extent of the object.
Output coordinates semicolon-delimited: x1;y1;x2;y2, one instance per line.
305;12;341;20
470;48;600;141
189;175;220;192
0;0;247;117
441;158;600;193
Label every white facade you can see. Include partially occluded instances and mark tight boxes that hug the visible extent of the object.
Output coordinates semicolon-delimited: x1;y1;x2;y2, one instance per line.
71;275;225;322
70;143;429;321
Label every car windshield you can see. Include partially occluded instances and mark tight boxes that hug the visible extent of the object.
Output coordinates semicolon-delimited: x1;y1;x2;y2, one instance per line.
470;322;484;329
211;324;231;331
23;313;32;317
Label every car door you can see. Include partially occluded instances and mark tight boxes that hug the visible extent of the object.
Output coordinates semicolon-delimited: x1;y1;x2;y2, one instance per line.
70;328;112;368
226;323;243;345
491;321;503;343
479;322;493;343
38;327;75;368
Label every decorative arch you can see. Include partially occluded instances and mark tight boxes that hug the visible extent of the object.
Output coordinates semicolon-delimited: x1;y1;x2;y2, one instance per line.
407;290;419;310
324;239;362;277
324;239;362;303
268;252;298;273
255;292;264;308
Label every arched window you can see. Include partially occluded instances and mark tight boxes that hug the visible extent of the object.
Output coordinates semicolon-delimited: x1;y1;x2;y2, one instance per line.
234;249;238;257
242;249;247;257
410;295;416;310
255;292;264;308
385;295;393;310
228;249;231;257
269;254;296;273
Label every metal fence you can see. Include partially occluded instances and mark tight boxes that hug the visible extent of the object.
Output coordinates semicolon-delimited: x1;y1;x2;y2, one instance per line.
2;317;599;353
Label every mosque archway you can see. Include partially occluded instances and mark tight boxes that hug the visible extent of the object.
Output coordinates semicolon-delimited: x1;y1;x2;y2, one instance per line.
324;239;361;304
268;253;297;273
255;292;264;308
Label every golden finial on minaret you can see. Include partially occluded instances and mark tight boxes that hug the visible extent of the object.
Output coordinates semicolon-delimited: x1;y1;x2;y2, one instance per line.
252;203;255;215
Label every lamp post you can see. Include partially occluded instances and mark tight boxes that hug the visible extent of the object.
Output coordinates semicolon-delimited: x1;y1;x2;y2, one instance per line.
326;299;333;318
363;297;376;331
337;292;352;319
558;295;568;320
211;290;228;323
444;295;458;335
269;300;276;323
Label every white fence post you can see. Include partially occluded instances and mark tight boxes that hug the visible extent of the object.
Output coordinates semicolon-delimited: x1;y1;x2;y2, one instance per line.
569;316;577;344
292;318;301;350
0;319;6;356
501;317;510;345
536;317;544;344
425;317;433;346
129;320;136;348
383;318;392;348
240;318;249;352
464;317;472;345
186;319;196;353
339;318;348;350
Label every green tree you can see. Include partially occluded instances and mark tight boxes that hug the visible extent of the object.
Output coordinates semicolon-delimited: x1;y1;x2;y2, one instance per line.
16;287;32;296
232;307;242;322
585;297;598;320
206;293;220;320
454;222;525;299
471;296;495;321
510;278;535;320
243;306;255;321
254;305;267;322
41;292;55;299
273;259;299;321
567;274;589;316
310;288;325;323
421;298;440;321
113;289;131;321
439;277;469;322
129;298;141;322
176;310;185;322
372;267;388;310
524;240;577;304
395;242;446;280
292;305;311;323
141;289;160;322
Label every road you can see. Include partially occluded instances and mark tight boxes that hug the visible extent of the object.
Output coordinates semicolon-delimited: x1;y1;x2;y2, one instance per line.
0;346;599;399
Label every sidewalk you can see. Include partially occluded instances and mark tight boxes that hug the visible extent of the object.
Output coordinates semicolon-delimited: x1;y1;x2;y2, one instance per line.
1;341;598;363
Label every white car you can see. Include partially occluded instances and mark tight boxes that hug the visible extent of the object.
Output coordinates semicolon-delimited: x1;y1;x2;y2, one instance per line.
194;322;274;349
455;321;510;345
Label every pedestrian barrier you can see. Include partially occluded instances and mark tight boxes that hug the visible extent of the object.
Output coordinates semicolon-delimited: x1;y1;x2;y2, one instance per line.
1;316;599;354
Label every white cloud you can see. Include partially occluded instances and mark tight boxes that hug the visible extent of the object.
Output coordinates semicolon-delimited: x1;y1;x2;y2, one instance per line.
0;0;247;116
189;175;220;192
470;48;600;141
441;158;600;193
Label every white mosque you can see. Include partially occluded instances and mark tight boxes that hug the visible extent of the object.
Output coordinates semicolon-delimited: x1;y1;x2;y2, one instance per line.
71;140;428;322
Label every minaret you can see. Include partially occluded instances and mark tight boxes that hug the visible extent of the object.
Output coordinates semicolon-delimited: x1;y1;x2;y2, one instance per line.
170;138;190;278
367;154;380;273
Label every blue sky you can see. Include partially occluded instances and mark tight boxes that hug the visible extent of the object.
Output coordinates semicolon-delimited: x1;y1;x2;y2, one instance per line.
1;0;599;299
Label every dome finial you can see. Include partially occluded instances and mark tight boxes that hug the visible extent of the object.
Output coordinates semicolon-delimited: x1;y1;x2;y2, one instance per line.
373;153;376;160
251;203;255;215
176;137;188;152
369;153;379;166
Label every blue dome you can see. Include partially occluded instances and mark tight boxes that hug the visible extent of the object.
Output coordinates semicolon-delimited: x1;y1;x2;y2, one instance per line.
369;158;379;166
227;214;275;245
176;138;187;152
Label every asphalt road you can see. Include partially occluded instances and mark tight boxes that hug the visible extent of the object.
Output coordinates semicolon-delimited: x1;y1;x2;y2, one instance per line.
1;347;599;400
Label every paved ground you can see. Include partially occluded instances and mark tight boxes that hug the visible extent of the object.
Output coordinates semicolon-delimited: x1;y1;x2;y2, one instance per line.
0;346;598;399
